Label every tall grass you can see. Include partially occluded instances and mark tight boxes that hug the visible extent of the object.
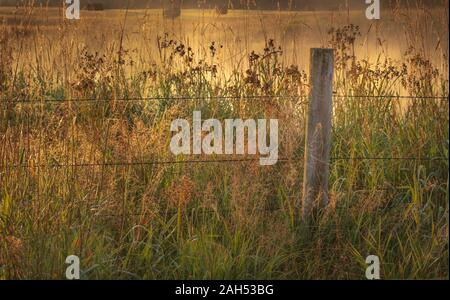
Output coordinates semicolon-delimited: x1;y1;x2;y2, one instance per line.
0;2;448;279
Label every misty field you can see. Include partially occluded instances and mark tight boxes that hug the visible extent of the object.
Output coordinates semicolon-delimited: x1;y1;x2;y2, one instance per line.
0;4;449;279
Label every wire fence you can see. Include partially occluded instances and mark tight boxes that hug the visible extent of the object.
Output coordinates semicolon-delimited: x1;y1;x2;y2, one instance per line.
1;94;448;246
0;94;448;169
2;93;447;220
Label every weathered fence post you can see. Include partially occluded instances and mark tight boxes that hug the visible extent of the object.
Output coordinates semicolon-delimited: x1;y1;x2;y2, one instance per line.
301;48;334;219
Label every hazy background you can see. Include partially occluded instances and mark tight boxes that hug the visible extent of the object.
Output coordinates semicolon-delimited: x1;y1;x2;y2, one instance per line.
0;0;447;88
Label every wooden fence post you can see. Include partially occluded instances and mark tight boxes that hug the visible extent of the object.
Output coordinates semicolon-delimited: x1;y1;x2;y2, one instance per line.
301;48;334;219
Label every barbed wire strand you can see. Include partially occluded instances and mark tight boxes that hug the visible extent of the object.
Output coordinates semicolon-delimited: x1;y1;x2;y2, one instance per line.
0;156;448;169
0;94;448;104
0;95;307;103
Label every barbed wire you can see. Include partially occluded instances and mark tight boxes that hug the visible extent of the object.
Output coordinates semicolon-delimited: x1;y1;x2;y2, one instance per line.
1;156;447;169
0;95;307;103
331;156;449;161
0;94;448;104
333;95;449;100
0;158;296;169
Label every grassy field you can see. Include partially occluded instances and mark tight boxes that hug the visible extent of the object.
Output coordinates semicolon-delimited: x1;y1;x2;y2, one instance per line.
0;3;448;279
